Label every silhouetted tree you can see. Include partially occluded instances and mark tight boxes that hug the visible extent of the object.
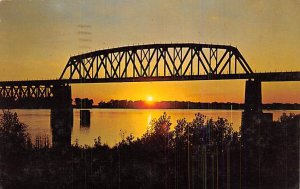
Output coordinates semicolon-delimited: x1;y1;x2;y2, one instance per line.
241;113;300;189
0;110;31;154
0;110;32;188
75;98;93;108
0;111;298;189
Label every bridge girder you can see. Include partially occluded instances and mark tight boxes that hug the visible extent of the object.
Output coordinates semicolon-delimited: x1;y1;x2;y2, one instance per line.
0;85;53;100
0;85;55;108
60;43;253;81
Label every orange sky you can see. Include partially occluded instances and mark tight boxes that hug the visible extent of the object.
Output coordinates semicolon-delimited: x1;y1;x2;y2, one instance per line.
0;0;299;103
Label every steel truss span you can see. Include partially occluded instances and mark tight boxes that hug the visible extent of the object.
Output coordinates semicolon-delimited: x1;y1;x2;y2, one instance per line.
60;43;253;81
0;85;54;100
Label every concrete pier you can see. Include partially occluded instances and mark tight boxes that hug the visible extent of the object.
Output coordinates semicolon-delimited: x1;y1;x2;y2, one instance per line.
50;85;73;149
80;110;91;127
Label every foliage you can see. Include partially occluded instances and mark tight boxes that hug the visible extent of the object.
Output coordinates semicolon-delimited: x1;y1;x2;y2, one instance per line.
0;110;31;152
0;111;299;189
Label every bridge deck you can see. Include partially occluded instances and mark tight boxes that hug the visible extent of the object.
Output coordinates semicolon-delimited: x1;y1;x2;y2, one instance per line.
0;72;299;86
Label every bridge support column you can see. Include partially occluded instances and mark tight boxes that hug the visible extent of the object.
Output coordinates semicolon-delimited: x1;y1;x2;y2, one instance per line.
50;85;73;149
244;79;262;113
241;79;273;188
242;79;262;128
242;79;272;128
80;110;90;127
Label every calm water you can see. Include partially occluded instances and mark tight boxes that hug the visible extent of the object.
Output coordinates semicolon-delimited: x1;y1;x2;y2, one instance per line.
10;109;300;147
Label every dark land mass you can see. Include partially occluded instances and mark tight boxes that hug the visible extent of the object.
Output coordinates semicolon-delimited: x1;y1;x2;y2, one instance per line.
1;97;299;110
74;98;300;110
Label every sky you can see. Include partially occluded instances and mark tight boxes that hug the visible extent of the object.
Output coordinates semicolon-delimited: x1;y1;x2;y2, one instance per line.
0;0;299;103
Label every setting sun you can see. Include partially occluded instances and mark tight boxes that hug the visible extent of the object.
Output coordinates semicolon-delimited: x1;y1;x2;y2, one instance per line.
147;96;153;102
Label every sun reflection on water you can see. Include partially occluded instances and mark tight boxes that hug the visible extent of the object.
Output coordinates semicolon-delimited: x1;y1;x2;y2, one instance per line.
147;113;152;132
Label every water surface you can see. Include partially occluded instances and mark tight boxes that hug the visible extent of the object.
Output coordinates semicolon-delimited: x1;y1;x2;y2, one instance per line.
10;109;300;147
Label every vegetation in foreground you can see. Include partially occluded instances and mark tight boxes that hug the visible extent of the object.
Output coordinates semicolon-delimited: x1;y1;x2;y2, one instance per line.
0;110;299;189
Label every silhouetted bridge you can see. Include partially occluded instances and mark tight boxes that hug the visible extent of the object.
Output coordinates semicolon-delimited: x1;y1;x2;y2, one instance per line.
0;43;299;105
0;43;299;147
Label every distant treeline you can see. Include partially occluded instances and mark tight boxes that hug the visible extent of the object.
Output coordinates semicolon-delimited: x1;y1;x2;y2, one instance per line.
74;98;300;110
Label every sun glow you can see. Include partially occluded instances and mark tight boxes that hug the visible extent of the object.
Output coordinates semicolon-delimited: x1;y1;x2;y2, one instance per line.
147;96;153;102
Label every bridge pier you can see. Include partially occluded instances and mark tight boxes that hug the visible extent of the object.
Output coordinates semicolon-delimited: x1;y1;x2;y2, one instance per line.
50;85;73;149
242;79;262;128
241;79;273;188
80;110;91;127
242;79;273;128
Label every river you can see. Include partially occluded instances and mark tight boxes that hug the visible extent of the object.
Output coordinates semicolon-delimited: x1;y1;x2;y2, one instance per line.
8;109;300;147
